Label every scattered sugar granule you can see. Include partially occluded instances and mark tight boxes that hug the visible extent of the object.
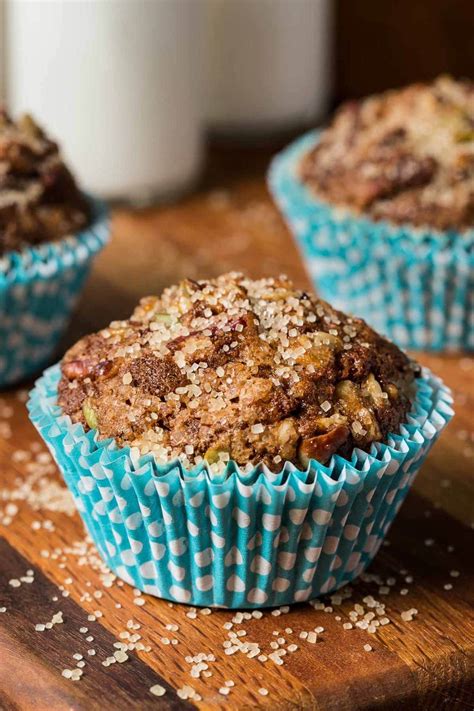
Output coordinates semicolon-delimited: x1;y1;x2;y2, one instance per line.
177;685;198;701
150;684;167;697
114;650;129;663
258;688;269;696
401;608;418;622
34;611;63;632
363;644;373;652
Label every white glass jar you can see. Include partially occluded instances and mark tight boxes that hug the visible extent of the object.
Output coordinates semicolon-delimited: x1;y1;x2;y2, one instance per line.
6;0;204;201
206;0;333;136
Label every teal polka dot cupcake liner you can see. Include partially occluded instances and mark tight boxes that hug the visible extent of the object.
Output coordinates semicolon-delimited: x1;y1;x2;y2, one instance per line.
28;364;452;608
0;196;109;387
268;131;474;352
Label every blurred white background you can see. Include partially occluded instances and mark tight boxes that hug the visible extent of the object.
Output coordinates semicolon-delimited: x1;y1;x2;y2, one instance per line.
5;0;204;200
206;0;332;136
2;0;332;200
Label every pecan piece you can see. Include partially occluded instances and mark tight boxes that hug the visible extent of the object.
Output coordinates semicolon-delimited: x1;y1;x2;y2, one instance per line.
93;359;116;378
62;358;95;380
62;357;114;381
298;424;350;466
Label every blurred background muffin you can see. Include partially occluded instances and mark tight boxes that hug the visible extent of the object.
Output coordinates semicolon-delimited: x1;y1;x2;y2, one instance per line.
269;75;473;352
0;111;108;387
301;77;473;232
0;111;90;255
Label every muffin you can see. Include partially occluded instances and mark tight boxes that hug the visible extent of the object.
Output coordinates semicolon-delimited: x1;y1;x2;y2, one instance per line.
29;274;453;608
0;111;90;255
301;77;473;231
58;273;418;471
269;76;474;351
0;111;108;386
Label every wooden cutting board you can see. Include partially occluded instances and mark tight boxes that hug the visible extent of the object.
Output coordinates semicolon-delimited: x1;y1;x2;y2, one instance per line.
0;159;473;710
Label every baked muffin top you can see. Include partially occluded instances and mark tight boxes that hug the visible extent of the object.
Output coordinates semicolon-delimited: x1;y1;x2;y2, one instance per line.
301;76;473;231
0;111;89;257
59;273;418;473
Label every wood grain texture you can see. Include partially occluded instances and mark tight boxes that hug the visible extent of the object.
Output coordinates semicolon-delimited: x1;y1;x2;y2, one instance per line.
0;152;473;710
0;537;191;711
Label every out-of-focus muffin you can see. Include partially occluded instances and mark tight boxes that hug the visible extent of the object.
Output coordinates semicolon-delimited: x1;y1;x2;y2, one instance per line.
0;110;108;387
269;76;474;352
300;76;473;231
0;111;89;256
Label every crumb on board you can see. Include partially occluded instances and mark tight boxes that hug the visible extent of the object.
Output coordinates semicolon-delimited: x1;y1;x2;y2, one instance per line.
34;611;64;632
150;684;167;697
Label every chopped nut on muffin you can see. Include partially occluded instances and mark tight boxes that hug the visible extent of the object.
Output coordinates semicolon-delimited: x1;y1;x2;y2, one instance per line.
301;75;474;231
0;110;89;256
59;273;419;473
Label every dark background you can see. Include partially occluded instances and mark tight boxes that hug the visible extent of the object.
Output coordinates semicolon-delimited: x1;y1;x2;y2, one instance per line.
335;0;474;102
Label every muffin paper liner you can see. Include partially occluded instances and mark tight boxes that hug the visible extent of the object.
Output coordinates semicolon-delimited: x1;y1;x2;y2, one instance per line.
28;364;453;608
268;131;474;352
0;196;109;387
